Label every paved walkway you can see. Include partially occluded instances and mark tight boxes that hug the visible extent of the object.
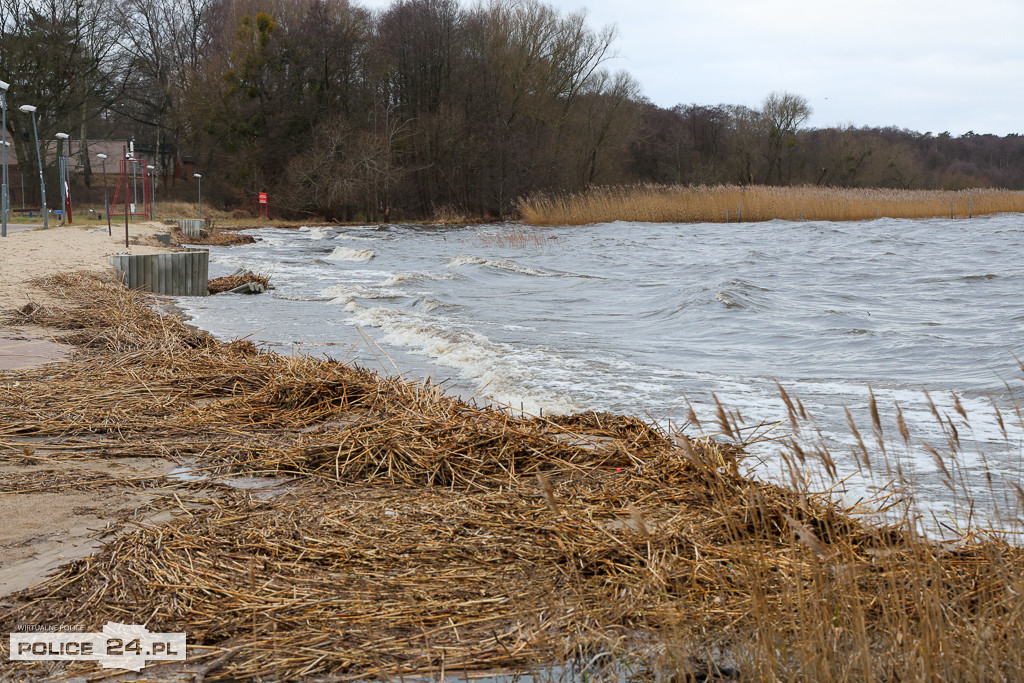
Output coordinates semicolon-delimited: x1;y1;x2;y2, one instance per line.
1;223;46;234
0;330;69;371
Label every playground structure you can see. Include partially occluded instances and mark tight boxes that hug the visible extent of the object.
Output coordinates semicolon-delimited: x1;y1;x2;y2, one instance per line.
109;152;152;219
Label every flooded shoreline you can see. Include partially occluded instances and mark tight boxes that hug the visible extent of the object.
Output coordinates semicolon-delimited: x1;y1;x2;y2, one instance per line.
179;216;1024;531
2;271;1023;680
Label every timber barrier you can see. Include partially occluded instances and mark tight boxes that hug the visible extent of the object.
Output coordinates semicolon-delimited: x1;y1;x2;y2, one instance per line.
110;249;209;296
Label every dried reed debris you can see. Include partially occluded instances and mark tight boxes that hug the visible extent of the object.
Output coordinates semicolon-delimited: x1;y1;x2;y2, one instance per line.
2;271;1024;681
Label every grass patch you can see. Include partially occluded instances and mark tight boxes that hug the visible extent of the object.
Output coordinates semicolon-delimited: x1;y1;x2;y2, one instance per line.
518;184;1024;225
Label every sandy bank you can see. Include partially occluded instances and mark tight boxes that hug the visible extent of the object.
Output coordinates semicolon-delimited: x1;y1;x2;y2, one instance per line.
0;221;182;605
0;221;174;309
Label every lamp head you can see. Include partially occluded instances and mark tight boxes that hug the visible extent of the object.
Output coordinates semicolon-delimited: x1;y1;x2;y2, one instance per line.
193;173;201;179
18;104;36;113
96;153;107;159
55;132;69;140
147;165;154;170
0;80;9;92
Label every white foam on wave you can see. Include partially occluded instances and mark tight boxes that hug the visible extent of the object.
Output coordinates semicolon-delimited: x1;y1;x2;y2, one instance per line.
715;292;743;308
344;303;580;415
447;254;589;278
420;298;447;313
382;271;456;286
321;284;405;305
302;227;330;240
327;246;376;262
335;233;379;242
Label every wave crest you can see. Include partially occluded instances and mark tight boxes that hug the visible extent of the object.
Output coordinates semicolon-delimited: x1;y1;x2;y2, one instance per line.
327;246;376;262
446;254;592;278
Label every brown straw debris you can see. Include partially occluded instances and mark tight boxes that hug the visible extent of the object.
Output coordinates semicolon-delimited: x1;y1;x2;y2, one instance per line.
2;272;1023;681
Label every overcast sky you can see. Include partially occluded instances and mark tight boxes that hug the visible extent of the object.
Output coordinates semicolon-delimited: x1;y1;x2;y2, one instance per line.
358;0;1024;136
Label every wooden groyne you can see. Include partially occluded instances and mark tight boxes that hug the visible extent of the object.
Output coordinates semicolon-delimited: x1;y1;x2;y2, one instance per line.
109;249;209;296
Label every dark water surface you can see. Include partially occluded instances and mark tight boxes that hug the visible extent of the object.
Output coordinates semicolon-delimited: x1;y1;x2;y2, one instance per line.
179;215;1024;530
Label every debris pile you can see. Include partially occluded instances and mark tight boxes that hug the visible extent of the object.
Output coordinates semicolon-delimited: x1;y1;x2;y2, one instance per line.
1;272;1022;681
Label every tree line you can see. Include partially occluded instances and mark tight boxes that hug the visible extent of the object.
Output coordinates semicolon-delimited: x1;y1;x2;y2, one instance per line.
2;0;1023;221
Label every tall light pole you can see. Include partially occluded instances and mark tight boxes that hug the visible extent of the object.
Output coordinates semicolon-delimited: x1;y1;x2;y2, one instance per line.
0;79;9;238
97;153;110;235
55;132;68;225
193;173;202;219
147;164;155;219
1;142;9;234
19;105;46;230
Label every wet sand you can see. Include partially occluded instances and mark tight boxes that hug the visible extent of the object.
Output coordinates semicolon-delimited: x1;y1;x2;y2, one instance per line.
0;221;182;601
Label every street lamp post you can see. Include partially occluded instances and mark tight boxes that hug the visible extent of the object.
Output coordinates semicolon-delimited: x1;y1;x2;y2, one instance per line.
55;132;68;225
193;173;202;219
1;142;9;234
1;79;9;238
96;153;110;235
19;105;46;230
147;164;155;219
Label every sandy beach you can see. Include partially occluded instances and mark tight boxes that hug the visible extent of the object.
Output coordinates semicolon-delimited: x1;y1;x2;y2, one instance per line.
0;221;173;309
0;221;180;600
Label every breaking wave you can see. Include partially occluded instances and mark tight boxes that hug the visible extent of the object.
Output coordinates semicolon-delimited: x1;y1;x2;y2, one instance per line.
345;303;580;415
715;292;744;309
321;284;405;305
446;254;592;278
382;271;456;286
298;226;331;240
327;247;376;262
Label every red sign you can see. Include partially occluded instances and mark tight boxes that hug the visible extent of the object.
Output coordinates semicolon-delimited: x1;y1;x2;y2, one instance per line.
258;192;268;204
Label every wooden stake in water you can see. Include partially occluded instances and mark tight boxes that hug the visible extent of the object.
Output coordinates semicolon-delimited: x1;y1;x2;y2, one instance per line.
951;201;954;219
738;201;742;222
969;200;972;218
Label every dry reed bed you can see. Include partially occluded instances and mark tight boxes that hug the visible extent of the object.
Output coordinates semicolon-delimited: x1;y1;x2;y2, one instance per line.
1;273;1023;680
518;184;1024;225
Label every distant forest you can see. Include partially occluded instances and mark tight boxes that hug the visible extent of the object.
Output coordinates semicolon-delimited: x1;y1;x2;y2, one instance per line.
2;0;1023;220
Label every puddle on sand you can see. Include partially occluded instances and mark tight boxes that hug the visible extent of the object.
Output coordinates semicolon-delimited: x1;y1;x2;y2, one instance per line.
169;464;293;500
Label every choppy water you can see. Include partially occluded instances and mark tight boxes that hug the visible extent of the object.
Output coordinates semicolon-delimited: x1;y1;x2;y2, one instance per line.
179;216;1024;532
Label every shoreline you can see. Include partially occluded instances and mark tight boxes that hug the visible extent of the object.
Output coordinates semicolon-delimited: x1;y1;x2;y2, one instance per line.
1;230;1023;680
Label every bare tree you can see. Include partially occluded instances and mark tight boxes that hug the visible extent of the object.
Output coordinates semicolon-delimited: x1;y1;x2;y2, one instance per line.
0;0;120;203
761;90;811;184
